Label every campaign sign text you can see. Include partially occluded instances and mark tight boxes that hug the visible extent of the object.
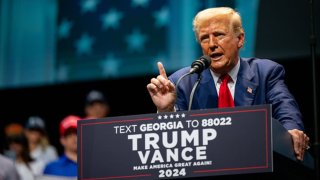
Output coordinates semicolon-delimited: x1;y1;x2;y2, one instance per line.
78;104;272;179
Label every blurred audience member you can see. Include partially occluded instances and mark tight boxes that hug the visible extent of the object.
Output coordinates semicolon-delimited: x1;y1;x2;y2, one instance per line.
0;154;20;180
43;115;81;178
5;123;45;180
84;90;110;119
25;116;58;165
4;123;25;160
4;122;24;138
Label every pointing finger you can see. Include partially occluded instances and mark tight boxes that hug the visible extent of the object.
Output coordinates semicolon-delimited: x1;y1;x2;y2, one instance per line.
157;62;168;79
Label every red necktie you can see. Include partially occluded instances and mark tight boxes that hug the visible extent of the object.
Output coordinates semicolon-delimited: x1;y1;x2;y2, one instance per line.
218;74;234;108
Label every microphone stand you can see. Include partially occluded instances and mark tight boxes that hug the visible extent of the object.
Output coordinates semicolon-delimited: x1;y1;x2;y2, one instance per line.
188;74;202;111
175;72;202;111
308;0;319;179
176;72;191;90
175;72;192;111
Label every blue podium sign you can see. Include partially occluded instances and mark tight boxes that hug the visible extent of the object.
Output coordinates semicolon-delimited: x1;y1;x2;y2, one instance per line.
78;104;272;179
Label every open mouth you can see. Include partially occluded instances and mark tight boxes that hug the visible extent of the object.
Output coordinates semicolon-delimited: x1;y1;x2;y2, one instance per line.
210;53;223;60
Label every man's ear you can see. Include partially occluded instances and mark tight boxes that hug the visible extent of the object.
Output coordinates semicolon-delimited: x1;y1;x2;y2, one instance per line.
237;33;245;48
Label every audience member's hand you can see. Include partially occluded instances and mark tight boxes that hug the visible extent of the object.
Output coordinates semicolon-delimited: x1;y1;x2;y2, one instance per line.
288;129;310;161
147;62;176;112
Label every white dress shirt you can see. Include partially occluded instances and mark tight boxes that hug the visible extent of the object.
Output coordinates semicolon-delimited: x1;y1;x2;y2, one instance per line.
210;58;240;99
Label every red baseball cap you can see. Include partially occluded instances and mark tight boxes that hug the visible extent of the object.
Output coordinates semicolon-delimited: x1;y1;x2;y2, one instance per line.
60;115;81;137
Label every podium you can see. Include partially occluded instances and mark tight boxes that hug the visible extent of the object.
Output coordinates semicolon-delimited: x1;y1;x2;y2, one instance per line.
77;104;314;179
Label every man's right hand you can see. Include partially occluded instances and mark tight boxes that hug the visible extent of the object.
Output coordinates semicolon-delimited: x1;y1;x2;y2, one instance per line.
146;62;176;112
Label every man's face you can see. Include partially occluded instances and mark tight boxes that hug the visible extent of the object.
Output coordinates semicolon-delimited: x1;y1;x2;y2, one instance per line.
61;129;77;153
197;16;244;74
86;102;109;119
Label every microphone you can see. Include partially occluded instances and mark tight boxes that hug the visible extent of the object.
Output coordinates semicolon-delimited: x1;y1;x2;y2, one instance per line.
175;55;212;110
176;55;212;89
189;55;211;74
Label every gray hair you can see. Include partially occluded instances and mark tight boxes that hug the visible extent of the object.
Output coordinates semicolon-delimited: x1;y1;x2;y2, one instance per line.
192;7;244;41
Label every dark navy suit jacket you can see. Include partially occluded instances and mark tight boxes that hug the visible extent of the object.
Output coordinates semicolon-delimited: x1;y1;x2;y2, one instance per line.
169;57;304;131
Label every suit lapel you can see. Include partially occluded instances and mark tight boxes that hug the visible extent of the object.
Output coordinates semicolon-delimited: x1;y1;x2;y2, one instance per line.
194;69;218;109
234;59;258;106
192;58;258;109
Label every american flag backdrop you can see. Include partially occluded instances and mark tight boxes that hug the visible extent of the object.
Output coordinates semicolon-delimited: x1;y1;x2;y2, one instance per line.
56;0;176;82
0;0;259;89
55;0;257;83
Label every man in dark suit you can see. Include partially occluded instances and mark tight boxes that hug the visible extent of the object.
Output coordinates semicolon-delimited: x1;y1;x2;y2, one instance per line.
147;7;309;161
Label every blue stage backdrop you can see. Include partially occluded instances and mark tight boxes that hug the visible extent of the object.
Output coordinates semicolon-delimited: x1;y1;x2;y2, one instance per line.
55;0;258;83
0;0;261;88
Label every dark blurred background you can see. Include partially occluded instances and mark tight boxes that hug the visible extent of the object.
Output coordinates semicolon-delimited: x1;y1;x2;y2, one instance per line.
0;0;319;156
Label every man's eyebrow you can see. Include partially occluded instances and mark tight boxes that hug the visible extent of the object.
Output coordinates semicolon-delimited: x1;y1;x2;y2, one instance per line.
199;34;209;40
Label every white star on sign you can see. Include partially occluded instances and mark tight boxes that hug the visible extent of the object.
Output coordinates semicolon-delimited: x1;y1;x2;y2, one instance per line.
158;115;162;120
163;115;168;119
81;0;100;13
75;33;94;56
175;114;180;118
101;8;124;30
181;113;186;118
170;114;174;119
153;6;169;28
126;28;148;53
58;19;73;39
